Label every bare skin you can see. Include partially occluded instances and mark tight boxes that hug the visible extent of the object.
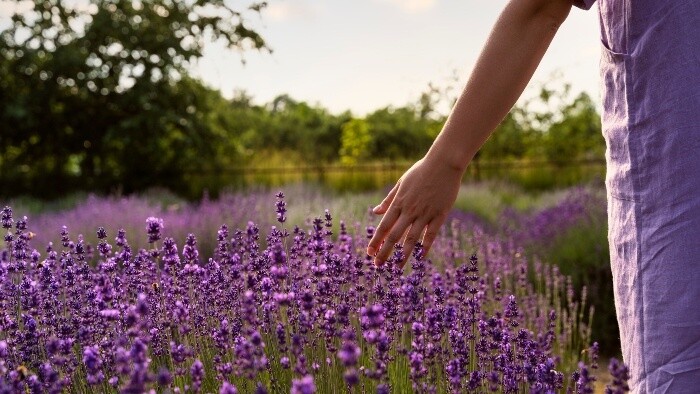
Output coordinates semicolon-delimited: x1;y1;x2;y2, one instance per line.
367;0;574;267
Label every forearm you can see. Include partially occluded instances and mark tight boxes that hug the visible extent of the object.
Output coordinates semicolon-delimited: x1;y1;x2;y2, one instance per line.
427;0;572;171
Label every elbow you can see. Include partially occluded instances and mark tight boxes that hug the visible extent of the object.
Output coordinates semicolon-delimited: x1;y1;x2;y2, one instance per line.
543;13;566;35
520;0;573;30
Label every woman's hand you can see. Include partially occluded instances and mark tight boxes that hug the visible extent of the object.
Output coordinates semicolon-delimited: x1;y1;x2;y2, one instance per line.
365;0;572;268
367;155;463;267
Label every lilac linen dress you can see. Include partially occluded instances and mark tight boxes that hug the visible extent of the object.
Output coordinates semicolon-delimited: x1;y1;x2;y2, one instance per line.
573;0;700;392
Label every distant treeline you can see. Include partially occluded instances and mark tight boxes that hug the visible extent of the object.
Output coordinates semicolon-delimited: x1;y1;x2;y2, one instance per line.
0;1;604;199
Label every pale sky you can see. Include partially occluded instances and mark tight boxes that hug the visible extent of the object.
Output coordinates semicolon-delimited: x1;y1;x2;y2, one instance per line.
0;0;602;116
193;0;602;115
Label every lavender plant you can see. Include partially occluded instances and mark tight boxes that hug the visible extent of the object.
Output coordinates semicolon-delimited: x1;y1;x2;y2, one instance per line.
0;195;627;393
495;188;617;354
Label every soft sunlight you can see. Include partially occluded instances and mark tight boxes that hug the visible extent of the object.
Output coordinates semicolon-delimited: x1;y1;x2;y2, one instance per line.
378;0;438;13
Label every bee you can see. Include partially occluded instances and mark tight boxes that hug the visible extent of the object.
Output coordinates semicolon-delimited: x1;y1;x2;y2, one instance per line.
27;232;36;240
152;282;160;292
16;365;29;380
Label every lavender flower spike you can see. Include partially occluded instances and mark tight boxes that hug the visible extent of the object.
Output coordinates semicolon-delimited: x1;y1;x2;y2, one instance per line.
291;375;316;394
146;216;164;243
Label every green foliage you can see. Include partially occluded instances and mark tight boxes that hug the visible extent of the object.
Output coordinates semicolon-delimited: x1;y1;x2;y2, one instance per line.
478;85;604;164
478;111;531;160
534;212;617;355
463;84;605;190
230;94;352;167
0;0;268;198
542;92;603;164
0;1;605;200
264;95;350;164
339;118;372;165
365;106;438;160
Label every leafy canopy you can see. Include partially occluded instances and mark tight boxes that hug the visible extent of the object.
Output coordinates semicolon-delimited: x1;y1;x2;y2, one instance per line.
0;0;269;197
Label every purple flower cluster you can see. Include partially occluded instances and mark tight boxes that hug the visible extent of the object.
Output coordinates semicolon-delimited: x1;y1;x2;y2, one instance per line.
276;192;287;223
146;217;164;244
0;198;628;393
605;358;630;394
499;187;605;248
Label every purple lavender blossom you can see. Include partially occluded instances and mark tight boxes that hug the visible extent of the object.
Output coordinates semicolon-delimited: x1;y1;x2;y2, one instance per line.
146;217;164;243
605;358;630;394
338;341;361;367
220;382;238;394
190;359;205;392
280;357;290;369
254;382;269;394
590;342;600;369
1;206;13;229
82;346;104;385
575;361;595;394
156;368;172;386
0;189;619;393
96;227;107;239
115;228;127;246
360;304;385;329
291;375;316;394
275;192;287;223
344;368;359;386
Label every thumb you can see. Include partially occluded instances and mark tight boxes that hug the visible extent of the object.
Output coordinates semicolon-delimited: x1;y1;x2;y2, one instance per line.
373;182;399;214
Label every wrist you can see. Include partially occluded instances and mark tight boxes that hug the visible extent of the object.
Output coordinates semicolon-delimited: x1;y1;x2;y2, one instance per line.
425;136;474;174
424;142;470;176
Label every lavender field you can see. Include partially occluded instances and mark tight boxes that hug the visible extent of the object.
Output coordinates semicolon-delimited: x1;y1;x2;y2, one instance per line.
0;184;629;393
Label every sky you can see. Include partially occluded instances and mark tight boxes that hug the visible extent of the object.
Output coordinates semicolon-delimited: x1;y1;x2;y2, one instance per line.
0;0;602;116
193;0;602;115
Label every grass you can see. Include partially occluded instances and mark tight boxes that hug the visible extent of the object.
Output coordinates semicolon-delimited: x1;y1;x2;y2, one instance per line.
452;180;593;223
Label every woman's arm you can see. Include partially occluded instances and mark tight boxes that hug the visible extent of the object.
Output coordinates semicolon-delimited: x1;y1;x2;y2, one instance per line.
367;0;573;266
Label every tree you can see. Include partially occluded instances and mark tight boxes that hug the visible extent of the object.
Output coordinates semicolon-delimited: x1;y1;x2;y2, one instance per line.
542;92;603;164
339;119;372;165
0;0;269;198
478;110;531;161
365;106;436;160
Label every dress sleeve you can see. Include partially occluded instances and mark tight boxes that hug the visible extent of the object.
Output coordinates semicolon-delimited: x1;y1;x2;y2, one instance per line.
572;0;596;10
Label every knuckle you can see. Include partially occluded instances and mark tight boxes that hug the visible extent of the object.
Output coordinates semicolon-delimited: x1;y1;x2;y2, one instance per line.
408;205;426;219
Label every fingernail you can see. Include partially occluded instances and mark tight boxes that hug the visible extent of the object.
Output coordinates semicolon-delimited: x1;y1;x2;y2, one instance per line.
372;205;380;212
367;247;375;256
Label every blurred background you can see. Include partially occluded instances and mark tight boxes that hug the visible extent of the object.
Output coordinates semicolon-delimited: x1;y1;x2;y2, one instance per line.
0;0;604;200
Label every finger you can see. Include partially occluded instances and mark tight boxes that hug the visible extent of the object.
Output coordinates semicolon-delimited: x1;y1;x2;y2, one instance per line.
372;182;400;215
399;219;428;268
421;214;446;256
374;216;412;266
366;205;401;256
